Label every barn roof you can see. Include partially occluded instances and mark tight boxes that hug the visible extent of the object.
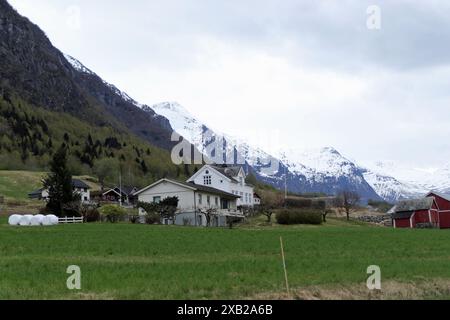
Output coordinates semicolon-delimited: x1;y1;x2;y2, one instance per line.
394;197;434;213
391;198;434;219
427;191;450;202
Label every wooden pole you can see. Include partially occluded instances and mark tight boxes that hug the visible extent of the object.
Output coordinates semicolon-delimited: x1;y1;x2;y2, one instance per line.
280;236;290;298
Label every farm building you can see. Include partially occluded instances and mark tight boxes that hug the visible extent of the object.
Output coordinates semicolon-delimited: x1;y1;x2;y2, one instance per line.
28;179;91;203
134;178;243;226
391;191;450;229
102;186;138;205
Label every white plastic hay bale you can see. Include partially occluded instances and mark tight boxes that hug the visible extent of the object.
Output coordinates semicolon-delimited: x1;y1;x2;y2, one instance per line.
30;215;44;226
19;215;33;226
35;214;45;224
49;215;59;225
8;214;22;226
42;215;53;226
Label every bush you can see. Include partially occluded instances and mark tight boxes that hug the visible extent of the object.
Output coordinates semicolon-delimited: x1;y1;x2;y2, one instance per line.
99;205;126;223
284;198;326;210
129;215;140;224
82;206;101;223
145;212;160;225
276;209;323;225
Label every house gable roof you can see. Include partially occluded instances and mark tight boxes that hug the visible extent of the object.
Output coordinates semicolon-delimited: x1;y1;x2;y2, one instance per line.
210;165;245;180
187;165;233;183
72;179;90;189
102;188;122;197
134;178;240;199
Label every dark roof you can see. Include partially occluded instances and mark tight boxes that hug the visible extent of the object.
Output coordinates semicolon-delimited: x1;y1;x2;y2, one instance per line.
394;197;434;213
427;191;450;202
185;181;240;199
72;179;90;189
210;165;242;181
112;186;137;196
135;178;240;199
28;188;43;196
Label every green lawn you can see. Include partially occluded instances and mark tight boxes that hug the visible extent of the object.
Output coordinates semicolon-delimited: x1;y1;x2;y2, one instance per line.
2;219;450;300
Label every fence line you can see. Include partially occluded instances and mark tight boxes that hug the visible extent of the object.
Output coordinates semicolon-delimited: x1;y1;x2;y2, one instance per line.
58;216;84;224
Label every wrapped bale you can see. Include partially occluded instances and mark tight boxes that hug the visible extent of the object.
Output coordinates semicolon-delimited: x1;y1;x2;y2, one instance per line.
30;215;44;226
8;214;22;226
49;215;59;225
42;215;53;226
19;215;33;226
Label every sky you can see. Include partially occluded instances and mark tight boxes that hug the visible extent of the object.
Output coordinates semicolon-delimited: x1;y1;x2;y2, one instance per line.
8;0;450;169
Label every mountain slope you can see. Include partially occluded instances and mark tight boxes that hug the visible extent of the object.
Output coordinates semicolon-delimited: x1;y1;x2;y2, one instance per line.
0;0;188;185
151;102;382;201
0;0;173;150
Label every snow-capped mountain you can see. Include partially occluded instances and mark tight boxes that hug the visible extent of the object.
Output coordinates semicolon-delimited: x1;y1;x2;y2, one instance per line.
150;102;382;201
62;54;447;203
362;161;450;201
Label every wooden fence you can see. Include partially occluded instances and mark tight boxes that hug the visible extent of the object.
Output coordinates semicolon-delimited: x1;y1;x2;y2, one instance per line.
58;216;84;224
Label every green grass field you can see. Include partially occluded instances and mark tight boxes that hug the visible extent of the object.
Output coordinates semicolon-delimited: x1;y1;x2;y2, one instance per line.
2;216;450;300
0;171;44;200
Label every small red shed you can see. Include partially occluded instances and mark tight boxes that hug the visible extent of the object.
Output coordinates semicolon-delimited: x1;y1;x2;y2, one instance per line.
391;197;439;228
391;191;450;229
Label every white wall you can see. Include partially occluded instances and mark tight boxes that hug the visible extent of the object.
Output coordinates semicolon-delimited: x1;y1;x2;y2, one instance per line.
188;166;233;193
138;181;196;212
74;187;90;202
187;165;255;207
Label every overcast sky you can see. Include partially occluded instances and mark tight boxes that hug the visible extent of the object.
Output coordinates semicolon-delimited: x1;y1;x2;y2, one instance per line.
9;0;450;169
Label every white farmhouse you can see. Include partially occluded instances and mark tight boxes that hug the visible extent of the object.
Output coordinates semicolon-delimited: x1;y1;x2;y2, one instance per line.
187;165;256;207
134;178;241;226
135;164;256;226
28;179;91;203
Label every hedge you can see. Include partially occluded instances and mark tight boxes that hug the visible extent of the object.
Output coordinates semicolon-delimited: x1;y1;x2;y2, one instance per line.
276;209;323;225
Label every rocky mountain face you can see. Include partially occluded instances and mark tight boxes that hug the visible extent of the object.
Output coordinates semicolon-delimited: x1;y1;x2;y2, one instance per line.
0;0;174;150
150;102;383;202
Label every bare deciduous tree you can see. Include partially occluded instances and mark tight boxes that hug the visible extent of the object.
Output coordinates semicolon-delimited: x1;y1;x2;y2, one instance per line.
258;191;284;223
334;190;361;221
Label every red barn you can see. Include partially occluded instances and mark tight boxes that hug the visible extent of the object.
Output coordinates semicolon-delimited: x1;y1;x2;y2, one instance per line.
426;192;450;228
391;192;450;229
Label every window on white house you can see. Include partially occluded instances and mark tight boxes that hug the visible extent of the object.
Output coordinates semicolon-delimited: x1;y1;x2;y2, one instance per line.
198;194;202;205
207;195;211;205
215;197;219;206
153;196;161;203
203;175;212;185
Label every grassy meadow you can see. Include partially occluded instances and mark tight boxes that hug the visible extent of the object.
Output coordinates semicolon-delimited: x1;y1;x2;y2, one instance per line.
2;217;450;300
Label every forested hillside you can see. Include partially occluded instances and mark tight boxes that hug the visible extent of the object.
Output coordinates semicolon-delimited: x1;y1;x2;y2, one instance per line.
0;93;193;187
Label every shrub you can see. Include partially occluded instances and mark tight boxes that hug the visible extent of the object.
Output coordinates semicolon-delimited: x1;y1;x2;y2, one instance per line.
284;198;326;210
145;212;160;225
82;206;101;223
99;205;126;223
129;215;140;224
276;209;323;225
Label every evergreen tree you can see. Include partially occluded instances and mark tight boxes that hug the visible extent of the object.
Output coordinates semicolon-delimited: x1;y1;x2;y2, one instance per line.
43;145;73;216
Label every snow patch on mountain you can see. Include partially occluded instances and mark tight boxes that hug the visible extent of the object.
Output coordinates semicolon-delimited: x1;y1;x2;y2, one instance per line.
64;53;144;108
64;54;95;75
